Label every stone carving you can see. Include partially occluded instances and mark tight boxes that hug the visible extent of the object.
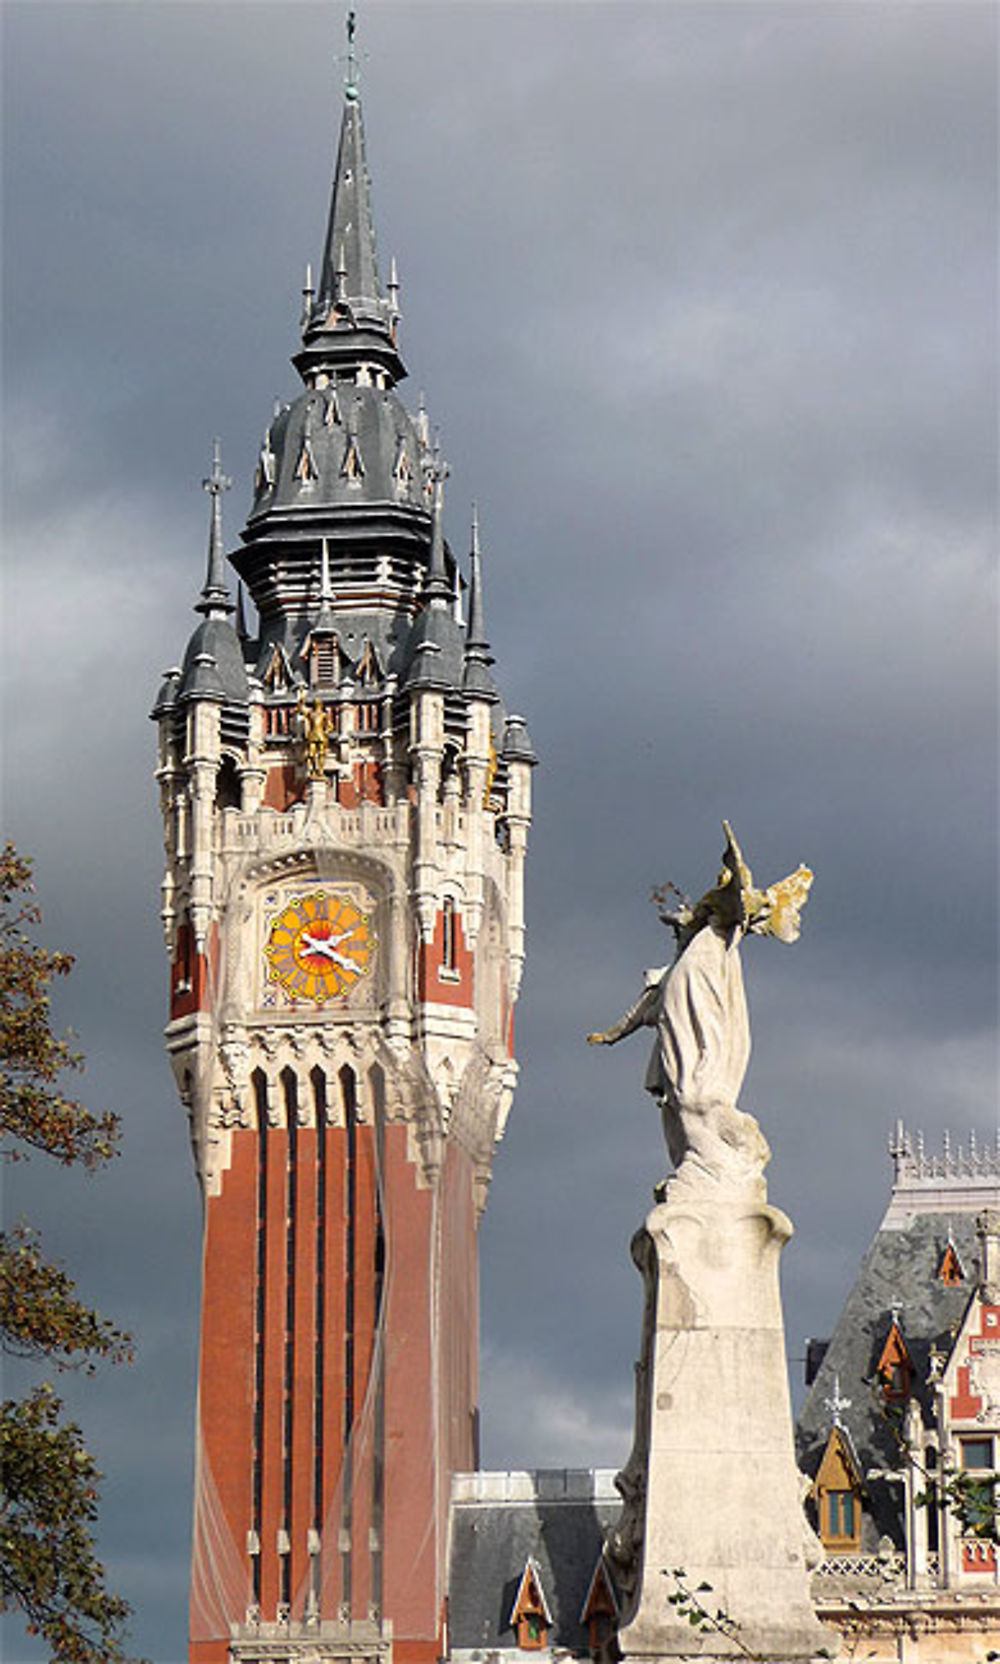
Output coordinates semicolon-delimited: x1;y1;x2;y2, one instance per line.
588;822;811;1198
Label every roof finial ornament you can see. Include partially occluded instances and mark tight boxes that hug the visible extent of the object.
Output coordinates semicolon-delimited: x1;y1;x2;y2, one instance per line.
197;437;234;618
823;1375;852;1428
463;502;498;701
343;7;361;102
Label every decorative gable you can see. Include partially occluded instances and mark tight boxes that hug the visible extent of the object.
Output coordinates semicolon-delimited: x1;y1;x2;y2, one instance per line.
294;435;319;483
509;1557;552;1651
341;433;365;481
255;427;276;494
393;435;414;494
262;642;295;694
355;637;382;686
322;385;342;427
944;1294;1000;1423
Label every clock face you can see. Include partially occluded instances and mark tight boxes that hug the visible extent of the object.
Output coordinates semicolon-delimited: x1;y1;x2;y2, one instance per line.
263;890;376;1006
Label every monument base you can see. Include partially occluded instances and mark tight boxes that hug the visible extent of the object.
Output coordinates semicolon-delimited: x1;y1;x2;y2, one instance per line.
611;1192;831;1662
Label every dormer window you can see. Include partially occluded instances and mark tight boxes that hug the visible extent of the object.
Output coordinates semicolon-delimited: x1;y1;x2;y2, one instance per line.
938;1238;966;1285
580;1556;618;1661
510;1558;551;1652
306;636;339;688
876;1318;913;1404
811;1423;864;1554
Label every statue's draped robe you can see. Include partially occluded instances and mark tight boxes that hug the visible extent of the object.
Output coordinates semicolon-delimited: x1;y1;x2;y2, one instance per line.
647;920;768;1189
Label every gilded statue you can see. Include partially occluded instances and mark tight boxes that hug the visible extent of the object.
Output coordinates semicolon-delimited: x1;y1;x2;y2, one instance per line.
298;691;335;780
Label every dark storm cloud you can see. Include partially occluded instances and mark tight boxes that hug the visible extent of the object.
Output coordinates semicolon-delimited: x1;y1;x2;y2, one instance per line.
2;4;996;1660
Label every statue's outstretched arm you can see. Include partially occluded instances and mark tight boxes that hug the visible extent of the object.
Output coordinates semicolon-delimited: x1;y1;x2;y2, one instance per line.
587;977;661;1047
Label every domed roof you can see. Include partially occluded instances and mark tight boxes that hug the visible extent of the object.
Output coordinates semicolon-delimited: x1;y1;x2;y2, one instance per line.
247;382;426;524
178;617;249;705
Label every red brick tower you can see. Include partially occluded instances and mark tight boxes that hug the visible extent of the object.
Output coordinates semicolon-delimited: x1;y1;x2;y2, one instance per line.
152;45;533;1664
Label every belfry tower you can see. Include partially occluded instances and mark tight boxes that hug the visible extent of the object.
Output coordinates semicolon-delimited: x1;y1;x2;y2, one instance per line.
152;42;533;1664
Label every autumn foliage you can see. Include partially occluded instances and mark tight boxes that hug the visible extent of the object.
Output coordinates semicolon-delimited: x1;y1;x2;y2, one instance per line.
0;844;141;1663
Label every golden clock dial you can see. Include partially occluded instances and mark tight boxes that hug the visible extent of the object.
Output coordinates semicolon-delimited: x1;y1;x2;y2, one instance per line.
263;890;375;1006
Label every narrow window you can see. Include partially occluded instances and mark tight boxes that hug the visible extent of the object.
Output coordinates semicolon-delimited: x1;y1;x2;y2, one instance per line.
441;897;457;975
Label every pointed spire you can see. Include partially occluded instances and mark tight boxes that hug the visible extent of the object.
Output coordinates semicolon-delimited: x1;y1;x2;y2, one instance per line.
463;503;498;702
295;20;405;387
316;15;380;319
466;505;489;652
196;438;234;617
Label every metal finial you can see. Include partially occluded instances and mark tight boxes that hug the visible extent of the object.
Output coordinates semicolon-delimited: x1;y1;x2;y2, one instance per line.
343;7;361;100
823;1374;852;1428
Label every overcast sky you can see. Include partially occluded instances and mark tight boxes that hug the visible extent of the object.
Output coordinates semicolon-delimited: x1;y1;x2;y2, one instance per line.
2;3;997;1660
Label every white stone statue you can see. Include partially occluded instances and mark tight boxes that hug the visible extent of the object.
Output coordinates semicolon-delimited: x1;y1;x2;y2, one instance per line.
588;822;812;1197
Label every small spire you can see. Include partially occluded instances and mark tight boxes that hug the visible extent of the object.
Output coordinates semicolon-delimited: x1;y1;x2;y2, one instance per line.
463;504;498;701
235;581;249;643
197;438;234;617
466;505;492;657
425;466;451;604
301;261;315;328
388;256;400;311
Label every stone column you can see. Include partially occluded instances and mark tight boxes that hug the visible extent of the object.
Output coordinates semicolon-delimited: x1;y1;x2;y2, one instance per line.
613;1196;829;1662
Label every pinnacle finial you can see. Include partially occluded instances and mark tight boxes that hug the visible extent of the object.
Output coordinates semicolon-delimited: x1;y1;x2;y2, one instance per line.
463;502;497;700
466;503;490;653
197;438;234;617
344;7;360;101
425;464;450;602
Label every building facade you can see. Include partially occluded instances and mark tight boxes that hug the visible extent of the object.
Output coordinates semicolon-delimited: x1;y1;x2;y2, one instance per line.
797;1123;1000;1660
153;59;533;1664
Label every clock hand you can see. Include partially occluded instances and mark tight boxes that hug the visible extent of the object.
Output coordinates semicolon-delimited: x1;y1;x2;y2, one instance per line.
300;931;341;960
300;932;364;975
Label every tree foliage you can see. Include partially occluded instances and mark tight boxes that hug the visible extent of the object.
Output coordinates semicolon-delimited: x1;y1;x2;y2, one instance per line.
0;844;141;1663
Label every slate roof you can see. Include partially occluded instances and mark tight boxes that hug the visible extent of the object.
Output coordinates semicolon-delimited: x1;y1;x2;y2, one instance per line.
796;1210;979;1549
448;1471;621;1656
178;616;249;706
245;384;425;526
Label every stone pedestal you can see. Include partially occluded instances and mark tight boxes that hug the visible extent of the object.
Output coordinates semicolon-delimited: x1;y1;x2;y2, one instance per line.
612;1195;829;1661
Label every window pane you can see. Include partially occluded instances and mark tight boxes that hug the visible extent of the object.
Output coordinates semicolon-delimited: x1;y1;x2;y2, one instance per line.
961;1438;993;1470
